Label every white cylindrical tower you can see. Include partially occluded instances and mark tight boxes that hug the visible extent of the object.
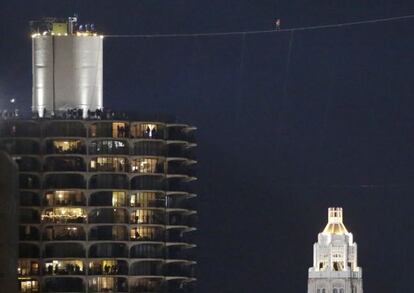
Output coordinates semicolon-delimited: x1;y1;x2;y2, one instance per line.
31;17;103;117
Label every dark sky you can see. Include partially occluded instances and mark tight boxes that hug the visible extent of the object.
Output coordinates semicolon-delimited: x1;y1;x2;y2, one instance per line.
2;0;414;292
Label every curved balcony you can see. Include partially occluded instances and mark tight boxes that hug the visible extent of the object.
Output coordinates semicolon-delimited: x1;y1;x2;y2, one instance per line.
167;143;195;159
90;156;128;172
44;156;86;172
43;190;86;206
165;261;195;278
133;141;166;156
90;191;127;207
130;175;165;190
42;208;87;224
130;260;164;276
43;243;85;258
43;277;85;292
88;259;128;275
89;208;129;224
167;177;196;193
0;138;40;155
20;208;40;224
19;278;39;293
168;143;191;158
168;211;197;227
18;259;40;276
45;139;86;154
129;192;165;208
166;227;196;243
167;278;196;292
20;174;41;189
20;225;40;241
43;226;86;241
167;160;195;177
130;226;165;242
0;121;40;137
19;243;40;258
166;244;195;260
167;195;195;210
89;139;129;155
43;174;86;189
89;243;128;258
13;156;41;171
20;191;40;206
130;243;164;258
88;276;128;292
44;259;85;275
89;225;128;241
130;123;165;139
89;174;129;189
130;209;165;225
130;277;164;292
167;125;194;142
44;121;86;137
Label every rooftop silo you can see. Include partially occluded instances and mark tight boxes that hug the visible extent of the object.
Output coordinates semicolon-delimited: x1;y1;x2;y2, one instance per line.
31;17;103;117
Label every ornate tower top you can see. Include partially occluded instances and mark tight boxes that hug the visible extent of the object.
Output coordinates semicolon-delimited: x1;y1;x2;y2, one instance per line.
308;207;363;293
323;207;349;235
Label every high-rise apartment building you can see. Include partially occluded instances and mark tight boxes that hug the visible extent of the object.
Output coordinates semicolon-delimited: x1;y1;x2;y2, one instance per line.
1;17;197;293
307;208;363;293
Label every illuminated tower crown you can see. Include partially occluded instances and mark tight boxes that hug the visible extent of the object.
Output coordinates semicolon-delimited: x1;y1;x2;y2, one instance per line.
308;208;363;293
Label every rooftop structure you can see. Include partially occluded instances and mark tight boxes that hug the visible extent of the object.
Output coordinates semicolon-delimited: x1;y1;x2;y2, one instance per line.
308;208;363;293
31;16;103;118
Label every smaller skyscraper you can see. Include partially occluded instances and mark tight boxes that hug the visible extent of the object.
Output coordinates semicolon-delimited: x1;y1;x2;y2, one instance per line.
308;208;363;293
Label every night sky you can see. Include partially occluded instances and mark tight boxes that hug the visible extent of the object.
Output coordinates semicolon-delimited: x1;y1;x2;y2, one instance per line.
2;1;414;292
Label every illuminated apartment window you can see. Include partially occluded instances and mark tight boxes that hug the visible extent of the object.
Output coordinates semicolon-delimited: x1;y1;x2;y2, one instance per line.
18;260;39;276
43;226;84;241
88;259;125;275
130;226;162;241
112;192;126;207
112;122;128;138
41;208;87;224
52;140;83;153
44;260;84;275
89;276;116;292
131;123;160;138
130;192;164;208
19;279;39;292
90;157;126;172
44;190;85;206
131;209;163;224
131;158;162;173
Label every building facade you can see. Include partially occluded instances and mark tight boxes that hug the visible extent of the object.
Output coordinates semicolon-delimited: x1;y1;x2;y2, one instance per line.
0;151;19;293
308;208;363;293
0;117;197;292
1;16;198;293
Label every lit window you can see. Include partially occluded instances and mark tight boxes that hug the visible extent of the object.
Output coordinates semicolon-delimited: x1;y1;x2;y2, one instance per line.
41;208;86;224
112;192;126;207
52;140;82;153
90;157;126;172
44;260;83;275
131;158;161;173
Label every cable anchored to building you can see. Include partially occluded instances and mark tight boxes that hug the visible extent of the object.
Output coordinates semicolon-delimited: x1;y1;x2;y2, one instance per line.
104;14;414;38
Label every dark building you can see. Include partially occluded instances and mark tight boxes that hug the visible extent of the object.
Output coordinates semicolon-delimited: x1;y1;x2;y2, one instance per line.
1;16;198;293
0;151;19;293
